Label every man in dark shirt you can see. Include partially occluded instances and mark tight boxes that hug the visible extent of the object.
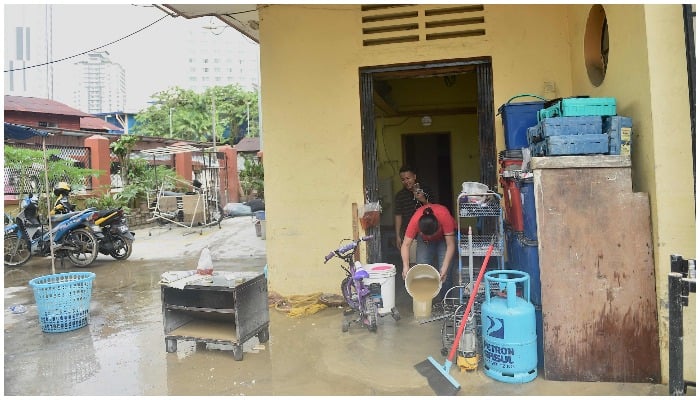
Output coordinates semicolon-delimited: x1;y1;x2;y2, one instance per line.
394;165;435;250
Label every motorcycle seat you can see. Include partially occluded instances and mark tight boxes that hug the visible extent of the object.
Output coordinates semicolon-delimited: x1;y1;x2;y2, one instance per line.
50;211;81;224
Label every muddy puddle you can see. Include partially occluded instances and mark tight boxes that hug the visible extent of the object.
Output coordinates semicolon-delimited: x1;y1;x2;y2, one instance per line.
3;220;675;396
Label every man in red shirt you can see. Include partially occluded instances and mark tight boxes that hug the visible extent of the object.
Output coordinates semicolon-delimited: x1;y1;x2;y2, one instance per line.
400;204;457;302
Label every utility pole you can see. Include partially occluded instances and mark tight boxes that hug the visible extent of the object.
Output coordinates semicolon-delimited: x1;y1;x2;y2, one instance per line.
169;107;174;138
246;101;250;136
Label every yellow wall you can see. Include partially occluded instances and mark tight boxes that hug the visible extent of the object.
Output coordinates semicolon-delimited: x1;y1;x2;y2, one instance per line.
259;4;694;381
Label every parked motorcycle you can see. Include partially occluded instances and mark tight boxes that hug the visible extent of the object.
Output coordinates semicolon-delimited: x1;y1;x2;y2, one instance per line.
94;207;135;260
4;195;103;267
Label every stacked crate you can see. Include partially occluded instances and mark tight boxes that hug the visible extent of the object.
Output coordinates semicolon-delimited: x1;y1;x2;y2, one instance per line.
527;97;632;156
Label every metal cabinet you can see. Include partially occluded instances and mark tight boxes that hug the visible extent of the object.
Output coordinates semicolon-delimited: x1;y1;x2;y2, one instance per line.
161;273;270;361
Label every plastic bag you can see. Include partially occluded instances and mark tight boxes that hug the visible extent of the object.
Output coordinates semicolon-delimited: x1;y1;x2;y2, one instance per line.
359;201;381;231
224;202;253;216
196;247;214;275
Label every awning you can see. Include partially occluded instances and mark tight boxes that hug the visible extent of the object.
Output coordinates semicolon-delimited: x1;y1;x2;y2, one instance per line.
140;143;202;156
4;122;50;140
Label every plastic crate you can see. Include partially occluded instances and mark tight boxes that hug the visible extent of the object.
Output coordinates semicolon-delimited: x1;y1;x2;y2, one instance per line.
29;272;96;333
499;94;546;150
529;116;603;144
538;97;616;120
603;116;632;156
538;134;609;156
529;140;547;157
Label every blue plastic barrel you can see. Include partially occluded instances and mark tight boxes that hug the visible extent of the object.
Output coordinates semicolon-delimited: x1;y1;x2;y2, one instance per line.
499;94;546;151
516;234;541;305
481;270;537;383
505;228;521;270
518;177;537;240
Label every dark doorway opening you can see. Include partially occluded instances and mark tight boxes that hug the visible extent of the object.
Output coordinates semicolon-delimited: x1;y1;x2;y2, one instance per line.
359;58;495;262
403;132;454;214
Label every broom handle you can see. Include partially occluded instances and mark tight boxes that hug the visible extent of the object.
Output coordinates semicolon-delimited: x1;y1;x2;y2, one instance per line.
447;240;494;362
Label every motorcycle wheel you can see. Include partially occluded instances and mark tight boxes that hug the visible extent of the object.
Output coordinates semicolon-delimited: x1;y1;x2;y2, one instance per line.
109;234;133;260
4;233;31;267
65;228;99;267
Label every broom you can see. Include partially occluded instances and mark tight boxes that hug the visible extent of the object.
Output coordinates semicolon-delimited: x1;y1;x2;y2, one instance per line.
414;238;495;396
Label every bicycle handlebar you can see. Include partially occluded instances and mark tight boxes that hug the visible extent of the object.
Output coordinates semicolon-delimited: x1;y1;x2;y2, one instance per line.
323;235;374;263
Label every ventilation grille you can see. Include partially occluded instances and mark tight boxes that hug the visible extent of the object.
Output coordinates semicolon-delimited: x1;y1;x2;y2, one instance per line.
361;4;485;47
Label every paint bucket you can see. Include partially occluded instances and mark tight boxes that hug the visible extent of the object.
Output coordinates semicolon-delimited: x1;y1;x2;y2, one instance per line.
363;263;396;314
404;263;441;318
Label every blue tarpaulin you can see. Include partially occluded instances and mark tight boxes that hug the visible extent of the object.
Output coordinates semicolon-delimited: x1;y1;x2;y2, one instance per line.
4;122;50;140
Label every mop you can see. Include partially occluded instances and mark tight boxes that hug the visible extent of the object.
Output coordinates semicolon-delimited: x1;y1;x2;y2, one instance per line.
414;238;495;396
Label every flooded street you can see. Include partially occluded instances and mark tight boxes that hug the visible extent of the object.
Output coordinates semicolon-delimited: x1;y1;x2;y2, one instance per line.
4;217;674;396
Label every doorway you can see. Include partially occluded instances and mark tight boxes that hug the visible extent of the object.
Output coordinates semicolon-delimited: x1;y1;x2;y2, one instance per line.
403;132;454;214
359;58;495;262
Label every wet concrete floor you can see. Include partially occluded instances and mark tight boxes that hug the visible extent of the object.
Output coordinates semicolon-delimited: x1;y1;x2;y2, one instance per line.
3;219;677;396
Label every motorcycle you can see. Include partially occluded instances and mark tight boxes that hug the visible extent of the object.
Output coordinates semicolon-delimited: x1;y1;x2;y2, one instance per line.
94;207;135;260
4;195;104;267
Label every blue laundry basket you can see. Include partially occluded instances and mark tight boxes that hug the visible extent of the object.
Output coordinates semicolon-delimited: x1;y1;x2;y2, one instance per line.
29;272;96;333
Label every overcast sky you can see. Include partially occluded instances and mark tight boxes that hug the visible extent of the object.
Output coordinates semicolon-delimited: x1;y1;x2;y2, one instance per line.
4;3;258;111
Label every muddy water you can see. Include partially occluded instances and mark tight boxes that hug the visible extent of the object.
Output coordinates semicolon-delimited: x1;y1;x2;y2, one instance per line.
3;224;673;395
409;277;440;300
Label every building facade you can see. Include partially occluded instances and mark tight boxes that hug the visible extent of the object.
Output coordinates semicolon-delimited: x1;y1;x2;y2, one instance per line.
3;4;54;99
183;25;260;93
71;51;126;114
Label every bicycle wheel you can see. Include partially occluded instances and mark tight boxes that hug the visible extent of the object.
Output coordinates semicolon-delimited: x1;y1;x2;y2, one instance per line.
364;297;378;332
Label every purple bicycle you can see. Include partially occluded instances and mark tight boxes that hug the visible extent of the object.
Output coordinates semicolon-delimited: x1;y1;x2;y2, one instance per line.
324;235;400;332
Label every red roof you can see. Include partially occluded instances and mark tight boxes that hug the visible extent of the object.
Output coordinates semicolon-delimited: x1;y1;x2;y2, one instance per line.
4;95;91;117
235;137;260;152
80;116;122;131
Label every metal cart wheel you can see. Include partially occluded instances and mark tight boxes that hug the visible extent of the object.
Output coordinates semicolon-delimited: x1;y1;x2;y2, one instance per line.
166;338;177;353
232;344;244;361
257;327;270;343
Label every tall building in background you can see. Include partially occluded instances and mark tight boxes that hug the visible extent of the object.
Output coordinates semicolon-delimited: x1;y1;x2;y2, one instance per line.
4;4;54;99
184;25;260;93
71;51;126;114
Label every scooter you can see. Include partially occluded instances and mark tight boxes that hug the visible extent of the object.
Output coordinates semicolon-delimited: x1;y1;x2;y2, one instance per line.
94;207;135;260
324;235;400;332
4;195;103;267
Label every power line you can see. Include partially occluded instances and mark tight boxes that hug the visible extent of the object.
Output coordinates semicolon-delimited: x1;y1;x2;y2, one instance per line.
4;14;170;73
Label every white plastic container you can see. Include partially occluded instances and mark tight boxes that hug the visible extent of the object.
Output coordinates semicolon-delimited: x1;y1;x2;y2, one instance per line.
363;263;396;314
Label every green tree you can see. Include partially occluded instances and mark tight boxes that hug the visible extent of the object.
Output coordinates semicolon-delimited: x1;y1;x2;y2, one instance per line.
110;134;138;186
133;85;260;144
4;145;102;214
239;157;264;200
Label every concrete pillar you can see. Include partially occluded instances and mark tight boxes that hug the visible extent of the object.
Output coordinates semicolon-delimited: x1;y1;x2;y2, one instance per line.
84;135;111;196
173;142;193;183
218;145;240;204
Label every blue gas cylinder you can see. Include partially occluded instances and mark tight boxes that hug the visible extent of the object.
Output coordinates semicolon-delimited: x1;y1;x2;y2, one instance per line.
481;270;537;383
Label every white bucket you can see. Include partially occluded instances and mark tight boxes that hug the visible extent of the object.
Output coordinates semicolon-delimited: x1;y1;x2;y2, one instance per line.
405;264;441;318
364;263;396;314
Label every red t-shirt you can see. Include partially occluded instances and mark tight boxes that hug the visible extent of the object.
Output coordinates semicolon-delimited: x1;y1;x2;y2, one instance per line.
404;204;457;242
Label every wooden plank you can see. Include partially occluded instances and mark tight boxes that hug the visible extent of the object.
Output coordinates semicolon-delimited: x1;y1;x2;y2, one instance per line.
533;167;660;382
530;155;631;169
